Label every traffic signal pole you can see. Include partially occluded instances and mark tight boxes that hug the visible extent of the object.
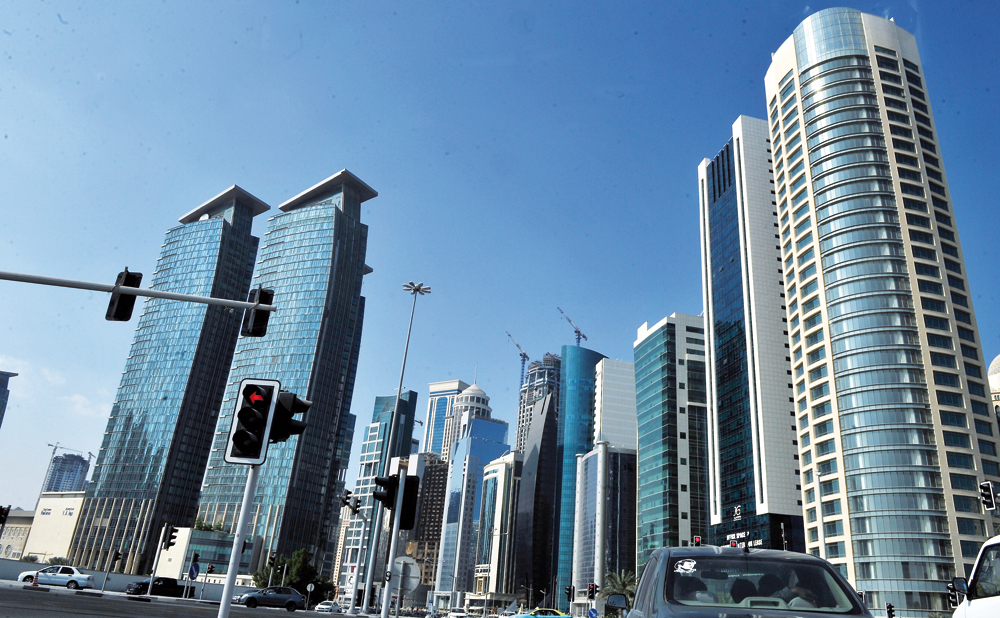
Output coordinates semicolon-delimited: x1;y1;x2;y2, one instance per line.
345;509;370;614
381;460;409;618
149;524;167;578
218;464;260;618
0;270;278;313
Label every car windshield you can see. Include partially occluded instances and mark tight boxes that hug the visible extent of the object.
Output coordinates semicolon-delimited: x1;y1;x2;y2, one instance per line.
667;556;858;613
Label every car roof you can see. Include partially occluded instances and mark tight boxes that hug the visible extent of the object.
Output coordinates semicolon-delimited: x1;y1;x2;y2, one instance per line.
651;545;833;564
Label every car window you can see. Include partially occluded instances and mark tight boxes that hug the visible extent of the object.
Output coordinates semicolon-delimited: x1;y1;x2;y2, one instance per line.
266;589;277;595
970;543;1000;599
633;555;659;614
665;556;858;613
60;567;74;575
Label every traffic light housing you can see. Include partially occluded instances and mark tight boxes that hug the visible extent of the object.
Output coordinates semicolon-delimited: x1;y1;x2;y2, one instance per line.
693;536;701;547
588;583;599;600
268;553;276;568
111;550;122;565
163;524;177;550
192;552;200;564
400;476;421;530
270;391;310;443
340;490;354;508
981;481;996;511
225;379;280;465
885;603;895;618
564;586;573;602
241;287;275;337
207;564;215;575
0;505;9;525
947;582;959;608
373;476;399;509
106;268;143;321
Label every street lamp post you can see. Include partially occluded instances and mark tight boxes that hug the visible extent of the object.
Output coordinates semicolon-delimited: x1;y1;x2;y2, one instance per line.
360;281;430;614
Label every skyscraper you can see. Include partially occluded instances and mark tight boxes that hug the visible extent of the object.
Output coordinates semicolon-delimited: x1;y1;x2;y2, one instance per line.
42;454;90;493
336;392;417;597
198;170;374;574
423;380;469;457
699;116;805;551
554;344;605;611
69;186;265;574
0;371;15;432
401;452;449;607
515;353;561;453
766;9;999;611
440;384;493;463
633;313;708;570
593;359;637;450
470;451;521;612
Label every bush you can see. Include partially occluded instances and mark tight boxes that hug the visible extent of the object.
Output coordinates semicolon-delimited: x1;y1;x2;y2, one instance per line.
48;557;71;565
19;555;39;563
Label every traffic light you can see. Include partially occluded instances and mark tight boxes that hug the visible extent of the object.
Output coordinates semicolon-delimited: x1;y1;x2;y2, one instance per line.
373;476;399;509
270;391;310;443
565;586;573;602
111;550;122;565
106;268;143;321
400;476;421;530
947;582;959;608
885;603;895;618
0;505;9;525
225;379;280;465
693;536;701;547
192;552;200;564
981;481;996;511
587;583;595;600
340;490;354;508
241;287;275;337
163;524;177;550
268;552;276;568
593;584;600;599
207;564;215;575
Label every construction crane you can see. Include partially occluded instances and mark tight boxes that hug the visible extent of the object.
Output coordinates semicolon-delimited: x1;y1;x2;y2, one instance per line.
557;307;588;346
47;443;95;465
506;331;530;386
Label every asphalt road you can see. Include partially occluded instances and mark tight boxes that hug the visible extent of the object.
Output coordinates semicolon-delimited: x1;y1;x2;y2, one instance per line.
0;585;319;617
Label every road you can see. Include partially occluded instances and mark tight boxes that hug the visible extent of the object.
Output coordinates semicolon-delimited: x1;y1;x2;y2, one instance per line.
0;585;318;617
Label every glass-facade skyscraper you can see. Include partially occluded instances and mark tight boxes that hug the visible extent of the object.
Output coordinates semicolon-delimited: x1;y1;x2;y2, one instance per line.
198;170;374;574
767;9;999;613
699;116;805;551
515;353;561;453
554;344;605;611
423;380;469;457
69;186;265;574
42;454;90;493
633;313;708;570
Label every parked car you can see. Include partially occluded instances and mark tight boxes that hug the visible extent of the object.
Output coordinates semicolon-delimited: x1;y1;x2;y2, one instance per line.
512;610;566;618
124;576;186;597
18;565;95;589
605;545;871;617
237;586;306;611
952;533;1000;617
316;600;343;613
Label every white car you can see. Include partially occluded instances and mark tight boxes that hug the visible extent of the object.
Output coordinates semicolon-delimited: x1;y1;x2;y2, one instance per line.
316;600;343;613
952;533;1000;617
18;565;95;589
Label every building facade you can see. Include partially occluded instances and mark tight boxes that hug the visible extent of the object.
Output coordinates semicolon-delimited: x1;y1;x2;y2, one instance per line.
198;170;374;574
22;492;85;563
554;344;606;611
433;415;509;610
402;452;449;607
766;9;999;612
440;384;493;463
0;371;15;432
515;354;561;453
593;359;637;449
423;381;469;458
469;451;521;612
336;392;417;599
69;186;265;575
633;313;709;570
699;116;805;551
42;454;90;493
0;509;33;560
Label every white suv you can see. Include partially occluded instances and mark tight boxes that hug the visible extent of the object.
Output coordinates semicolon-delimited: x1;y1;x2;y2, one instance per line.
952;534;1000;617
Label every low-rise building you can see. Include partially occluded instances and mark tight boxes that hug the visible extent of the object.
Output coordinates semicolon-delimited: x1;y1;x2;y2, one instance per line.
22;492;85;563
1;508;34;560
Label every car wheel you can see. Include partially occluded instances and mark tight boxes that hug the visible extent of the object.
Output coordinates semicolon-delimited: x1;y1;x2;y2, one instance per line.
22;576;33;583
246;598;258;608
286;600;297;611
67;581;79;590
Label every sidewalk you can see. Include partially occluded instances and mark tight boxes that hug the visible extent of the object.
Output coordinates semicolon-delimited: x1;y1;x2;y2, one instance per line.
0;578;223;606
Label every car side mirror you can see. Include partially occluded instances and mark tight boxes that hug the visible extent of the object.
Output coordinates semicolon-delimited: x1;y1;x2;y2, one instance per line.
953;577;968;595
606;594;630;610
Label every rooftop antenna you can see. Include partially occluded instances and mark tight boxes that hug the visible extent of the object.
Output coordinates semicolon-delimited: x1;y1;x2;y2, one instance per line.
506;331;530;386
557;307;588;346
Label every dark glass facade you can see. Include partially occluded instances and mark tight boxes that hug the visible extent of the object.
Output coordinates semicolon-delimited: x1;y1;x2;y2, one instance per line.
554;345;605;610
0;371;14;432
198;172;373;574
69;190;262;574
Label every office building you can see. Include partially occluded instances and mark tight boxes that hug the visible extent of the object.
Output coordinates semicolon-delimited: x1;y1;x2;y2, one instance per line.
403;452;449;606
990;355;1000;417
440;384;493;463
633;313;708;570
554;344;606;611
331;506;351;596
198;170;374;574
570;443;636;616
336;392;418;598
593;359;637;449
766;9;999;611
433;414;509;610
0;509;33;560
469;451;521;613
42;454;90;493
68;186;265;574
512;393;559;609
515;354;561;453
22;491;85;563
423;380;470;458
0;371;15;432
699;116;805;551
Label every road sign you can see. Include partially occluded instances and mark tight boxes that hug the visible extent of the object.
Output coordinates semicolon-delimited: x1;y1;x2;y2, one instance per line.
394;556;420;594
307;583;315;592
589;609;598;618
189;562;200;580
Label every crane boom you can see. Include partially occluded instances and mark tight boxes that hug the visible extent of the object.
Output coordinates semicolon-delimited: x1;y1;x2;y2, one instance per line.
557;307;588;346
506;331;530;386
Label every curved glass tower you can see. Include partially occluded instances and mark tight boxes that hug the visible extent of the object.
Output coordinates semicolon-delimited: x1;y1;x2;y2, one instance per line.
766;9;999;614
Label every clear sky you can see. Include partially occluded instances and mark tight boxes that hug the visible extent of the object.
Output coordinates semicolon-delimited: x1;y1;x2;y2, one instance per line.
2;0;998;510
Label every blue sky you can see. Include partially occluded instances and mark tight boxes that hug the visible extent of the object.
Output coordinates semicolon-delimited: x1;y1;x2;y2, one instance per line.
1;0;998;510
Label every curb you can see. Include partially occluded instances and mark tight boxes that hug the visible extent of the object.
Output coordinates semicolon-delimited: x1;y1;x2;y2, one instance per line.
126;596;153;602
22;585;51;592
76;590;103;597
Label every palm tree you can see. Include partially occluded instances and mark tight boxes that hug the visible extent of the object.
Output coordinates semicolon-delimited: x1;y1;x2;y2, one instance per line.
601;570;638;605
